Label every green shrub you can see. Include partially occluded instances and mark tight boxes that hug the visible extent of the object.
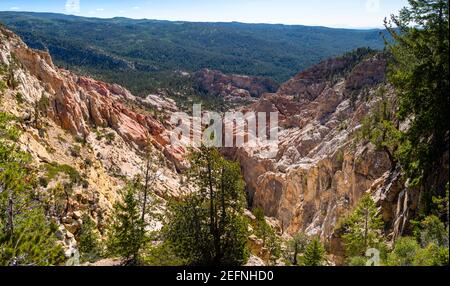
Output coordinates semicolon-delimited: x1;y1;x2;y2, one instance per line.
38;176;49;188
15;92;24;104
84;158;93;168
81;179;89;189
74;135;86;144
348;256;368;266
69;145;81;157
37;94;50;111
105;132;116;144
38;128;46;138
44;163;82;186
0;79;7;93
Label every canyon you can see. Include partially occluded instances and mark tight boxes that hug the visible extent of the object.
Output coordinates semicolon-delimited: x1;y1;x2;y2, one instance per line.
226;51;415;263
0;25;417;265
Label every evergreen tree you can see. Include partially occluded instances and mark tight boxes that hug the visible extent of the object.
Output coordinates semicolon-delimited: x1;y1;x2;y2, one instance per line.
265;231;282;266
253;207;273;245
416;215;448;248
106;184;145;265
0;208;64;266
106;144;160;265
385;0;449;209
78;214;102;263
386;237;421;266
341;194;385;258
387;236;448;266
0;112;64;266
359;87;401;169
284;232;310;266
163;147;249;266
252;207;281;265
302;238;326;266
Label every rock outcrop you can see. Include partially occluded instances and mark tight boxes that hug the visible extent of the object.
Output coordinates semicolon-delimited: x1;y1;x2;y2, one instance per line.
1;25;188;171
1;26;420;265
226;51;414;263
195;68;279;101
1;25;191;259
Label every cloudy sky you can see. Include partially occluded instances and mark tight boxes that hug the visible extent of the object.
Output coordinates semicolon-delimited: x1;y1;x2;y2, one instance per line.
0;0;409;28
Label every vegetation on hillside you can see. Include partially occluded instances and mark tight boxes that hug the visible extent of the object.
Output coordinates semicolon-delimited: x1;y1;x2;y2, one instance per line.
0;112;65;266
0;11;385;97
1;0;448;267
347;0;449;266
384;0;449;211
163;147;249;266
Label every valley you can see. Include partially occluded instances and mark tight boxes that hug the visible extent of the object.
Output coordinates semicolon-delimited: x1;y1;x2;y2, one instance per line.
0;0;448;268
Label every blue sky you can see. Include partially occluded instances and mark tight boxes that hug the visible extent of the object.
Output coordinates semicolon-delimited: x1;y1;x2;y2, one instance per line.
0;0;409;28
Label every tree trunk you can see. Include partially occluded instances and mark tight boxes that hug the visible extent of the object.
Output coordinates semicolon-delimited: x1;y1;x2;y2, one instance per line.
207;157;221;265
293;247;298;266
7;190;14;237
141;156;151;224
364;208;369;249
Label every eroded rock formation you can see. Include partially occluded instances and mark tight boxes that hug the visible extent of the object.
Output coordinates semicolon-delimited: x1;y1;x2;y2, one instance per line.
195;68;279;101
1;25;188;171
226;52;415;263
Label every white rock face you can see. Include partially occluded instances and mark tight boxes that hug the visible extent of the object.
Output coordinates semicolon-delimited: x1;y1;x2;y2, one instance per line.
226;53;412;263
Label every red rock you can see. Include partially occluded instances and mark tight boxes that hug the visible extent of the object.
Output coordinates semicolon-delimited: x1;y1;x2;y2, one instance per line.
2;26;186;171
195;69;279;100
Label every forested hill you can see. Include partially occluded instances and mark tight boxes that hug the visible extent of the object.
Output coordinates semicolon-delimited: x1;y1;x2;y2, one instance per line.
0;11;386;79
0;11;386;95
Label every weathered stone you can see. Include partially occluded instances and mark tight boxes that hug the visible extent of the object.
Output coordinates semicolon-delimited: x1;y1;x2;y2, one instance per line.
195;69;279;100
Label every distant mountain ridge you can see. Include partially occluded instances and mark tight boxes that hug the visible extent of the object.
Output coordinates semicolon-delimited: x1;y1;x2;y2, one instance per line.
0;11;387;96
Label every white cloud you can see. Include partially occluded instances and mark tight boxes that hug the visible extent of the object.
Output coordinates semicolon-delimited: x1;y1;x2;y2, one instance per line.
96;8;104;12
10;7;20;10
132;6;141;10
65;0;80;13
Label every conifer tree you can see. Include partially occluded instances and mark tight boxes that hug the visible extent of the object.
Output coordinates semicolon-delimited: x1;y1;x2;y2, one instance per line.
164;147;249;266
341;194;385;258
106;184;145;265
78;214;102;263
106;143;160;265
303;238;326;266
385;0;449;208
285;232;310;266
0;112;64;266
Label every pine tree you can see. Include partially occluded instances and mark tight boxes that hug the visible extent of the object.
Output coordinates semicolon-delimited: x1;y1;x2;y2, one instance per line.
0;112;64;266
106;184;145;265
106;143;160;265
78;214;102;263
302;238;326;266
384;0;449;209
0;208;64;266
253;207;281;265
285;232;310;266
253;207;272;244
266;231;281;266
359;87;401;169
341;194;385;258
163;147;249;266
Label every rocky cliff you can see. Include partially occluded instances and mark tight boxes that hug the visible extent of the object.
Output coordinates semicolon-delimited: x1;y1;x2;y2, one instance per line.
1;25;191;258
226;51;416;263
195;68;279;101
1;26;417;265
